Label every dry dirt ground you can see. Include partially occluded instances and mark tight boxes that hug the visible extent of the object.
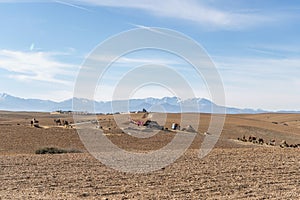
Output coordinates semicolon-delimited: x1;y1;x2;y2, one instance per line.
1;111;300;199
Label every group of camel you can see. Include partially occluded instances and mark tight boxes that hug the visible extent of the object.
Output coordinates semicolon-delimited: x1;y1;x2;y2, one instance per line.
279;140;300;148
30;118;72;128
53;119;72;128
238;135;272;145
237;135;300;148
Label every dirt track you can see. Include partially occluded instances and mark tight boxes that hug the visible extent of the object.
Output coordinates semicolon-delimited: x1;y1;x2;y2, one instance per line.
1;111;300;199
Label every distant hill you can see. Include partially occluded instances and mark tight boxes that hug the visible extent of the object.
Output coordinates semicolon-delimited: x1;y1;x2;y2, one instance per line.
0;93;291;114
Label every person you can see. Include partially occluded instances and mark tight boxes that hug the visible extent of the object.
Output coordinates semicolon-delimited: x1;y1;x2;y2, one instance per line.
172;123;179;130
172;123;175;130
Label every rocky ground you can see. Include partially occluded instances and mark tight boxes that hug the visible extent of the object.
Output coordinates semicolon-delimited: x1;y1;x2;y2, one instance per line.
1;148;299;199
0;111;300;199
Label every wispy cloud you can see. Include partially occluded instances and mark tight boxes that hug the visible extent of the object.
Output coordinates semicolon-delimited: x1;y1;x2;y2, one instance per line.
128;24;189;41
0;0;92;12
0;0;288;30
247;47;284;57
89;54;181;66
247;44;300;56
53;0;92;12
0;49;78;85
215;56;300;77
70;0;272;29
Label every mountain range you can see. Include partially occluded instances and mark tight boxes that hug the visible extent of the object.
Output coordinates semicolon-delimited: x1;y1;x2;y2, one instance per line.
0;93;296;114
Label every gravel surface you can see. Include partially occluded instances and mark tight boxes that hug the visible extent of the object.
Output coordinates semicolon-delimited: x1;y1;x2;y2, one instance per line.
1;112;300;199
1;149;299;199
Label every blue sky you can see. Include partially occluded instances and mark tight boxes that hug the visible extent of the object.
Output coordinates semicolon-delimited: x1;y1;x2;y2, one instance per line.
0;0;300;110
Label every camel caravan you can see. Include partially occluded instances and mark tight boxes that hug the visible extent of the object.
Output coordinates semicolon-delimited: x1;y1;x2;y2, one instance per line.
279;140;300;148
237;135;300;148
30;118;72;129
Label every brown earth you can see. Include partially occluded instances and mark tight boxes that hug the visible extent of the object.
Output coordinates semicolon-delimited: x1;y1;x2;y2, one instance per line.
0;111;300;199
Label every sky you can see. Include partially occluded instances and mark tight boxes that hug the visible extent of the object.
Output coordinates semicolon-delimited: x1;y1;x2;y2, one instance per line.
0;0;300;111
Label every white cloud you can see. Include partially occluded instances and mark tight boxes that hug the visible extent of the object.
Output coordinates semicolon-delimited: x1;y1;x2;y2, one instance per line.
0;49;78;85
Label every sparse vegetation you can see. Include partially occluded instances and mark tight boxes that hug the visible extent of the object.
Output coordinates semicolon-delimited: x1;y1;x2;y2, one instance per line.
35;147;82;154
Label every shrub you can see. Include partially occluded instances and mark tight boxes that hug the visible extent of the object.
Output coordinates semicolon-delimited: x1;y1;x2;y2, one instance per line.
35;147;82;154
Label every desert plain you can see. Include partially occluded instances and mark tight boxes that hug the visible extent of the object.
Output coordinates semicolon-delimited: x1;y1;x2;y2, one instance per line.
1;111;300;199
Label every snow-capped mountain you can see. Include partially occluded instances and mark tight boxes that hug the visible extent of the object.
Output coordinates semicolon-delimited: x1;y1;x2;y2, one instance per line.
0;93;272;114
0;93;59;111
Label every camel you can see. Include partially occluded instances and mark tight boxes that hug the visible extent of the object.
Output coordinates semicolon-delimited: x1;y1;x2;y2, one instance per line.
238;135;247;142
269;139;276;146
62;120;72;128
63;120;69;126
54;119;62;126
241;135;247;142
31;118;39;127
258;138;264;145
248;136;257;143
280;140;289;148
